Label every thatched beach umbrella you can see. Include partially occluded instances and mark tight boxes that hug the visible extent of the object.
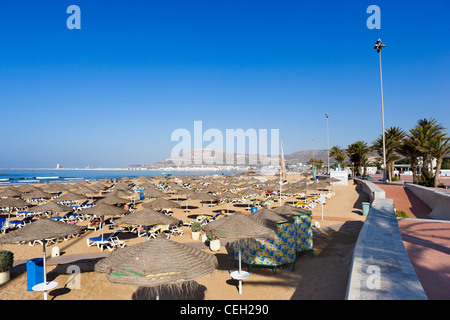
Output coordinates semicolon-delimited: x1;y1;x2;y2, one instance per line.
55;191;87;203
28;201;73;216
0;198;30;226
218;190;239;214
249;207;292;225
144;187;167;199
0;218;83;300
202;213;275;294
97;195;129;205
143;198;181;211
95;237;218;299
0;198;29;209
187;192;218;216
271;203;311;216
115;209;179;227
0;188;22;198
21;190;52;201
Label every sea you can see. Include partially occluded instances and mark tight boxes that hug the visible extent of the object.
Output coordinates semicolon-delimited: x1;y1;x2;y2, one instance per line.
0;169;241;187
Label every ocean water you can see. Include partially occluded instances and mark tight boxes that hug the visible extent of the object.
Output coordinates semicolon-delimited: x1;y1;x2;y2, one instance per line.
0;169;239;186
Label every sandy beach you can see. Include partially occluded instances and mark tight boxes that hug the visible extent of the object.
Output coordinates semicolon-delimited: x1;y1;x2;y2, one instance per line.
0;176;366;300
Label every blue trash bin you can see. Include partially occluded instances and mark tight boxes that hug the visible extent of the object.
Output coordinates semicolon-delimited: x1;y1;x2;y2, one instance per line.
140;192;145;200
362;202;370;217
27;258;44;291
250;207;258;213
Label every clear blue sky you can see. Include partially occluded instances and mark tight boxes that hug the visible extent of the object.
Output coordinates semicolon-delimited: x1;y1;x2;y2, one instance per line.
0;0;449;168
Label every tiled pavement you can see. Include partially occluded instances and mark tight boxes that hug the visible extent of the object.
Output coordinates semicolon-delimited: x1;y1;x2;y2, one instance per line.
368;179;450;300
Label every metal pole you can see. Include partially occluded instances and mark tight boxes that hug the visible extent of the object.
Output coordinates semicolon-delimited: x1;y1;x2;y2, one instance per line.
379;51;387;182
326;114;330;175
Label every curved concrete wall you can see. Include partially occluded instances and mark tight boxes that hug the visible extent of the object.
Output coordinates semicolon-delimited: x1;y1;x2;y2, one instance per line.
353;178;385;203
405;183;450;221
346;180;427;300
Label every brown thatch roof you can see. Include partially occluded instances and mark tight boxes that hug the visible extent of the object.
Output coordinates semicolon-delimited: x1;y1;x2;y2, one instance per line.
270;204;311;216
56;192;87;201
95;237;218;287
79;203;127;217
187;192;218;202
0;218;83;243
202;213;276;240
114;209;179;226
97;195;130;205
143;188;167;198
0;198;30;208
143;198;181;210
20;190;52;199
28;201;73;213
218;191;239;199
0;188;22;198
249;207;292;224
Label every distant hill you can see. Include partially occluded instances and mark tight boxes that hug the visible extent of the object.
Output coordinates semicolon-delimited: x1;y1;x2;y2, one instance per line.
126;148;334;169
284;149;331;165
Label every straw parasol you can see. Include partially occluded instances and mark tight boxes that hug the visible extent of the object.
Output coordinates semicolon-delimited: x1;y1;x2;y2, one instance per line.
0;188;22;198
202;213;275;294
97;195;130;205
0;198;30;225
218;190;239;214
270;203;311;216
20;190;52;200
28;201;73;216
143;198;181;210
95;237;218;298
249;207;292;225
56;191;87;202
144;187;167;199
187;192;218;216
114;209;179;231
0;218;83;300
202;213;275;241
0;198;29;209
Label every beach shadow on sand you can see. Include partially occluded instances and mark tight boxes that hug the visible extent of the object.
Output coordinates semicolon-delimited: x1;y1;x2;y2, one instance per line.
289;221;363;300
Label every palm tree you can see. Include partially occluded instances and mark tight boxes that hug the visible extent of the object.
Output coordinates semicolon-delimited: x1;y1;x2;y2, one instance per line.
409;118;446;181
329;146;347;169
398;138;421;184
372;127;406;181
428;136;450;187
347;141;371;177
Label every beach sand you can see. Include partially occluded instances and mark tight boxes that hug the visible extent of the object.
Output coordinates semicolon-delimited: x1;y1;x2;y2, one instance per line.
0;178;366;300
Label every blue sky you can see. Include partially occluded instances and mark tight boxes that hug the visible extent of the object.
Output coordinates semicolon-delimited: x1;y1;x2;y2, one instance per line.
0;0;449;168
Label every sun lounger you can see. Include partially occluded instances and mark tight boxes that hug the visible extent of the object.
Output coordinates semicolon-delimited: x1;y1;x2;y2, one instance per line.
8;215;34;229
51;211;73;222
87;229;125;252
137;226;160;238
168;225;184;237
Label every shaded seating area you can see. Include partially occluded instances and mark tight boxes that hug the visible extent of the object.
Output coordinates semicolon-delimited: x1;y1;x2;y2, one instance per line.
233;208;297;274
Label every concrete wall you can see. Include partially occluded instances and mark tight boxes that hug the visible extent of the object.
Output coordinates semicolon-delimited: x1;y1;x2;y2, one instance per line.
353;178;385;203
346;198;428;300
404;183;450;221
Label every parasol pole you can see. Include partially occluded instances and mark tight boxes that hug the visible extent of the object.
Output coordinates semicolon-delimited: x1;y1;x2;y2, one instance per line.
42;242;48;300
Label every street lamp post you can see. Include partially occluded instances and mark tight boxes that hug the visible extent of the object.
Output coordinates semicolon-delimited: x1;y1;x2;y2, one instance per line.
374;39;387;182
325;113;330;175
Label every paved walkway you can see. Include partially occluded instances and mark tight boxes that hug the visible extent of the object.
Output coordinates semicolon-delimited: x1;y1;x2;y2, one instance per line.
368;178;450;300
